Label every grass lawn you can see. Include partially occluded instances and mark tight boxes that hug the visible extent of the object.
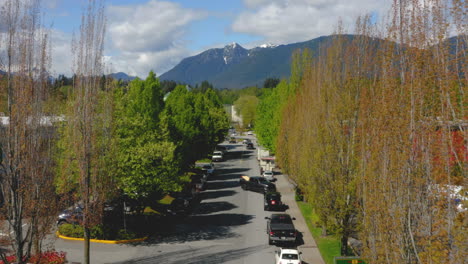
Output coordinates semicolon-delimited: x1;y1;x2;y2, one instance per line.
142;195;175;215
297;201;341;264
158;195;175;205
196;158;212;163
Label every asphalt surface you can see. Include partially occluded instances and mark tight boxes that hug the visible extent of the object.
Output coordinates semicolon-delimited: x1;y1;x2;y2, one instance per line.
53;135;325;264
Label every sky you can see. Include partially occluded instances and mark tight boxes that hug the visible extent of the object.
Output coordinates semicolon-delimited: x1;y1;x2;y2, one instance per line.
45;0;392;78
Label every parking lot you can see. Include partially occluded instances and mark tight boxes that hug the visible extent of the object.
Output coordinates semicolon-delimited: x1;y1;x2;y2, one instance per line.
52;136;324;264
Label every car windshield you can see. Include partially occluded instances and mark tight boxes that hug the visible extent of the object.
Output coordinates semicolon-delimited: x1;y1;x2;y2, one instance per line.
282;253;298;260
258;177;269;184
203;165;212;169
264;172;273;176
271;215;292;224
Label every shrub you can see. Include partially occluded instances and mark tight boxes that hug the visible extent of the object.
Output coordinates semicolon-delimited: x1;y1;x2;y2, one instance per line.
59;223;84;238
0;251;66;264
58;223;139;240
28;251;67;264
117;229;137;240
89;224;104;239
295;187;304;201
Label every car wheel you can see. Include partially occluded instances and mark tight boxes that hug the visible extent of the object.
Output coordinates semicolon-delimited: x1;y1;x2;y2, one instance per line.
268;238;273;245
264;206;268;211
241;184;246;190
57;220;66;226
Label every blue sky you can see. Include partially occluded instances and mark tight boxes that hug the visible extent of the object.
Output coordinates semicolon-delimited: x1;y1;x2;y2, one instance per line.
45;0;391;77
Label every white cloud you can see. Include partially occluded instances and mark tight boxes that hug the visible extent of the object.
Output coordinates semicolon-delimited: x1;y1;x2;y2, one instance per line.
234;0;391;45
49;29;73;76
105;45;190;78
107;0;205;77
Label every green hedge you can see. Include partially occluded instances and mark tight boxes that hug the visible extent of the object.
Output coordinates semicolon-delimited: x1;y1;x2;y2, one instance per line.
59;224;137;240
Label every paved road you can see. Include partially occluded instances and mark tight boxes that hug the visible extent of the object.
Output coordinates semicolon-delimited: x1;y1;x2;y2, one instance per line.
53;136;324;264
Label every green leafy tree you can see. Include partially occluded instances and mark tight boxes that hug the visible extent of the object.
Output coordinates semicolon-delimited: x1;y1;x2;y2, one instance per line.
113;71;182;201
163;85;229;167
193;80;214;93
255;80;289;153
160;80;178;94
234;95;259;129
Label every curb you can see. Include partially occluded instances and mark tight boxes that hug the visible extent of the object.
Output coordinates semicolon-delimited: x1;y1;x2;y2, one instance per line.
56;231;148;244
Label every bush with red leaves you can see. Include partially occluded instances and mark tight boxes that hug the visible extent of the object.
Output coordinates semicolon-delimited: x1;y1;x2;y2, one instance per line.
0;251;66;264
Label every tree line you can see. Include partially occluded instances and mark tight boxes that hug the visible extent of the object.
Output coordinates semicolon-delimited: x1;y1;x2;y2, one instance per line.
256;1;466;263
0;1;229;263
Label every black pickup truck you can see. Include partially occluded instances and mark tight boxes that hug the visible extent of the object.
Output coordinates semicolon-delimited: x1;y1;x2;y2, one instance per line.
266;213;297;245
240;176;276;193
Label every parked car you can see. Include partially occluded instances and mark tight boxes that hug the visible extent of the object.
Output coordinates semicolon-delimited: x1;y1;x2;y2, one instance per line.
57;201;123;226
166;192;200;217
166;197;191;217
201;163;215;176
242;139;251;144
57;204;83;225
196;162;214;176
262;170;276;182
246;142;254;149
215;145;228;154
192;173;207;190
264;191;284;211
240;175;276;193
229;137;237;143
266;214;297;245
247;131;253;135
212;151;224;162
275;248;302;264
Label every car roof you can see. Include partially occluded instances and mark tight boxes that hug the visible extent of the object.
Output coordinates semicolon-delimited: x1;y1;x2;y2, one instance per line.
281;248;299;254
271;213;291;218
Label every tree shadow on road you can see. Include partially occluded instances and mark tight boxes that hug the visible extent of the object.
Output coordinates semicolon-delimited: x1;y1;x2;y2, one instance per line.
216;167;250;176
295;231;305;247
195;201;237;215
133;213;255;245
112;244;269;264
217;173;245;181
206;180;239;190
199;190;237;200
225;150;251;158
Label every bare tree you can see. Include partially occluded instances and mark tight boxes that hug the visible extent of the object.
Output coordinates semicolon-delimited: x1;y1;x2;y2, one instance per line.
0;0;56;263
66;1;107;263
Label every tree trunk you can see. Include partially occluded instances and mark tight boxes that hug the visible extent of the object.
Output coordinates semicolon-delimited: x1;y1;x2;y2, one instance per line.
84;227;90;264
341;234;348;256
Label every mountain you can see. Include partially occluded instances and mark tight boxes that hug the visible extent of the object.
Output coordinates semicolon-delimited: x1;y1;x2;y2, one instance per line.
160;43;249;86
108;72;137;81
160;35;353;88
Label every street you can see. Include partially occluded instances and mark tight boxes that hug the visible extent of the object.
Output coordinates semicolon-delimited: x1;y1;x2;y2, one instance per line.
53;136;323;264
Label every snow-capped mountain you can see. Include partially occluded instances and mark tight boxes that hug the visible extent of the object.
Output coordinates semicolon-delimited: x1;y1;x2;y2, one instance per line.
222;42;248;65
258;43;278;48
159;35;400;88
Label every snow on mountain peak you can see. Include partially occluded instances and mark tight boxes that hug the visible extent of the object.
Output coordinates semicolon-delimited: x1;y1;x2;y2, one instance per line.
226;42;239;49
259;43;277;48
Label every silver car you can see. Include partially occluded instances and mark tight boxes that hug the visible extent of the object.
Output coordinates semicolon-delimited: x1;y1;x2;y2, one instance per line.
263;170;276;182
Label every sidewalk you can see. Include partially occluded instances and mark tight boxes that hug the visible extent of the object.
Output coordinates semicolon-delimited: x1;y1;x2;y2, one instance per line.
276;173;325;264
